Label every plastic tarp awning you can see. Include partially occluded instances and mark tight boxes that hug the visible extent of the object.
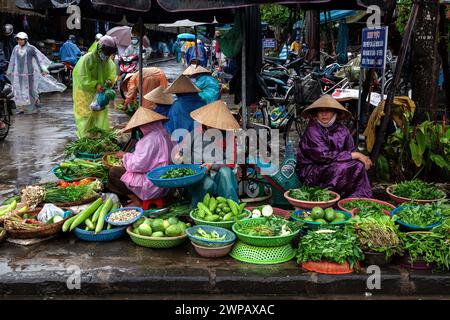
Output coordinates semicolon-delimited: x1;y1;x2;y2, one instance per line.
320;10;358;24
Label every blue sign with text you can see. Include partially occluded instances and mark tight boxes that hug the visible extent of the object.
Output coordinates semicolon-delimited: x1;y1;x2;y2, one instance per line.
262;38;276;49
361;27;388;69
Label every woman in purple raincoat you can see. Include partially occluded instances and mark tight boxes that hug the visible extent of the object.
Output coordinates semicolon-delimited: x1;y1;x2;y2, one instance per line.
107;107;173;206
295;95;373;198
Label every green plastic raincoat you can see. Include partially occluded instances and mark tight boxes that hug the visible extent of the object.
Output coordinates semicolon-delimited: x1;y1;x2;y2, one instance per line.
72;50;116;138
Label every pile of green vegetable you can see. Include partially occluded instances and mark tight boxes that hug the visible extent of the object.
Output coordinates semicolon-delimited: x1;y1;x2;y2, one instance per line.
288;186;334;202
192;194;248;222
160;167;196;179
64;128;121;158
400;232;450;270
342;200;393;218
194;228;227;240
234;216;299;237
132;216;189;237
394;205;440;227
56;159;108;181
62;197;118;233
392;179;445;200
106;154;123;167
296;228;363;270
351;215;403;259
299;207;348;224
43;180;102;203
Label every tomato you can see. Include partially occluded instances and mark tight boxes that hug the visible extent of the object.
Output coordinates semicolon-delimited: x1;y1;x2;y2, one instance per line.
72;181;80;186
59;181;70;188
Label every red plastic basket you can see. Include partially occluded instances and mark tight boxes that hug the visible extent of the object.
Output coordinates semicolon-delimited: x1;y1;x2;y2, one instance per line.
301;260;360;275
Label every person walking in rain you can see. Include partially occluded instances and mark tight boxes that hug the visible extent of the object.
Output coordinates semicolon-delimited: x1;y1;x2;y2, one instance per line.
7;32;66;114
60;35;82;66
72;35;117;138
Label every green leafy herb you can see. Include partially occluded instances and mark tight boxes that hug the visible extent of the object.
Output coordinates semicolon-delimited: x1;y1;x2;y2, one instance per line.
400;232;450;271
161;168;196;179
64;128;121;158
342;200;393;218
296;227;363;270
289;186;334;202
392;180;445;200
234;216;300;237
394;205;440;227
43;180;102;203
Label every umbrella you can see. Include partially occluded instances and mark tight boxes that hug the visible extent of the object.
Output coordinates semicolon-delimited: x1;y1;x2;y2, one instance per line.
159;19;210;28
106;26;150;48
177;33;196;40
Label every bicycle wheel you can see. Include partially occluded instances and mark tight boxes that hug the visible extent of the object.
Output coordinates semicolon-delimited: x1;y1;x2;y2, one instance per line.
237;103;269;126
284;114;309;149
0;100;11;141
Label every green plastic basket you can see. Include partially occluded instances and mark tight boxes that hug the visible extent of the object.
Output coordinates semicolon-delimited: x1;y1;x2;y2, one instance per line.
232;218;300;247
190;210;252;230
126;227;187;248
229;241;296;265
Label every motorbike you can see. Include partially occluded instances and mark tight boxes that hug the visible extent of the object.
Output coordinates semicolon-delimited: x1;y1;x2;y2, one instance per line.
0;63;15;141
118;53;139;99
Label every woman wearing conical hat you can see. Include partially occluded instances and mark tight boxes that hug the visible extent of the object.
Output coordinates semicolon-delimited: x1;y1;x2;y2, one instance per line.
176;100;241;206
107;107;173;205
295;95;373;198
164;74;206;136
183;64;220;105
143;85;174;117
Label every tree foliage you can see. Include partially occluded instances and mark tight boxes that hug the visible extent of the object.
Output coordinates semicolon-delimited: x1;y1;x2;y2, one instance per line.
260;4;290;28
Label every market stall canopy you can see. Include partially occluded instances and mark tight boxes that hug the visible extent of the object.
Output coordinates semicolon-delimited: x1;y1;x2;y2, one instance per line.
159;19;211;28
320;10;358;24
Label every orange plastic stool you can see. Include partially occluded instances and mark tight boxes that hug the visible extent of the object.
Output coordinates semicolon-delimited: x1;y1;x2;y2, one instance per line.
141;198;166;210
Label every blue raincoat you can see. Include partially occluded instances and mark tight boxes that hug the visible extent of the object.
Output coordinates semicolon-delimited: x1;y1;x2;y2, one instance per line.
60;40;81;66
193;74;220;104
185;44;208;67
164;93;205;136
154;103;172;117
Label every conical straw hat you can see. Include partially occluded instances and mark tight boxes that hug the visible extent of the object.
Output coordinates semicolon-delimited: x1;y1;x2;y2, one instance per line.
120;107;168;133
164;75;201;94
190;100;240;131
120;72;135;93
183;64;211;76
301;94;352;119
144;86;174;105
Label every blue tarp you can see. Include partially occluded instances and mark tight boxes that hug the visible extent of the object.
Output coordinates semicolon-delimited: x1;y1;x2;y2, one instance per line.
320;10;357;24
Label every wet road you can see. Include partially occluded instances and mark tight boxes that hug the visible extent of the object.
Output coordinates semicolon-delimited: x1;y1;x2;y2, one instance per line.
0;59;184;197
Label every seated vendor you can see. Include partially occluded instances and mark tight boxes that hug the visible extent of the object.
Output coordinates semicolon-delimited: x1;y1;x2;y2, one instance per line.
175;100;241;206
107;107;173;206
121;67;168;109
143;86;174;117
183;64;220;104
164;74;206;135
295;95;373;198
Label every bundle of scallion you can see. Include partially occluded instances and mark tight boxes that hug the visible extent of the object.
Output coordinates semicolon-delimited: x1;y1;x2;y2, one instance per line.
56;159;108;180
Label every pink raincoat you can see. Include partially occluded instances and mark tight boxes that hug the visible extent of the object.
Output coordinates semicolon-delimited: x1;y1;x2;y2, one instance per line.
121;121;173;200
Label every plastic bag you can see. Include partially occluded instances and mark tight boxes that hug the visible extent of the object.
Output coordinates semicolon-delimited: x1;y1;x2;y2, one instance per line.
37;204;65;223
90;93;105;111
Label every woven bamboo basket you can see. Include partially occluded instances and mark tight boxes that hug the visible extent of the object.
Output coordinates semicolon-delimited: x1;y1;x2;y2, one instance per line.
3;210;73;239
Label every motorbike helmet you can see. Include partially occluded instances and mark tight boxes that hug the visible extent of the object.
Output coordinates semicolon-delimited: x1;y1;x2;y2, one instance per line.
95;33;103;41
68;34;76;42
3;24;13;36
15;32;28;40
98;35;117;56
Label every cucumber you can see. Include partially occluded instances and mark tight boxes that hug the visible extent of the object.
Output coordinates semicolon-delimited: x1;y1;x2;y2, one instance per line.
95;197;113;234
91;203;104;224
62;214;78;232
69;198;103;231
85;218;95;229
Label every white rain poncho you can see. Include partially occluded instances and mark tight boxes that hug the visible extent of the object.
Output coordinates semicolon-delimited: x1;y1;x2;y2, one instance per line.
7;43;66;109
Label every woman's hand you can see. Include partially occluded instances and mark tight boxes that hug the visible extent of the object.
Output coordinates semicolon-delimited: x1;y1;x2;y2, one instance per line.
351;152;373;171
96;84;104;92
201;163;213;172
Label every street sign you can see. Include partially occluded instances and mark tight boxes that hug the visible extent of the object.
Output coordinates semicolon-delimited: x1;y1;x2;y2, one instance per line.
360;27;388;70
262;38;276;49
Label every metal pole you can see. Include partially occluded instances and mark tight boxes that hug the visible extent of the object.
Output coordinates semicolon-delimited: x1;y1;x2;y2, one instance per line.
242;20;247;130
138;19;143;107
380;27;389;97
194;26;199;65
356;66;363;145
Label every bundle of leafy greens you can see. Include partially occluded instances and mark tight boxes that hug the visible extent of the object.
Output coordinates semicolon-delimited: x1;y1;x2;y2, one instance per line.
289;186;334;202
392;179;445;200
351;215;403;259
234;216;301;237
64;128;121;158
394;204;440;227
342;200;393;217
43;180;102;203
296;227;363;270
400;231;450;271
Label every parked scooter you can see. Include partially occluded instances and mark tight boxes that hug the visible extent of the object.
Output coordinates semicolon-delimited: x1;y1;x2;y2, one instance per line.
118;53;139;99
0;51;14;141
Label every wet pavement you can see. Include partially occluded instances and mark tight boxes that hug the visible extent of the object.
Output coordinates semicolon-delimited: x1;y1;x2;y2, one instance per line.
0;59;185;198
